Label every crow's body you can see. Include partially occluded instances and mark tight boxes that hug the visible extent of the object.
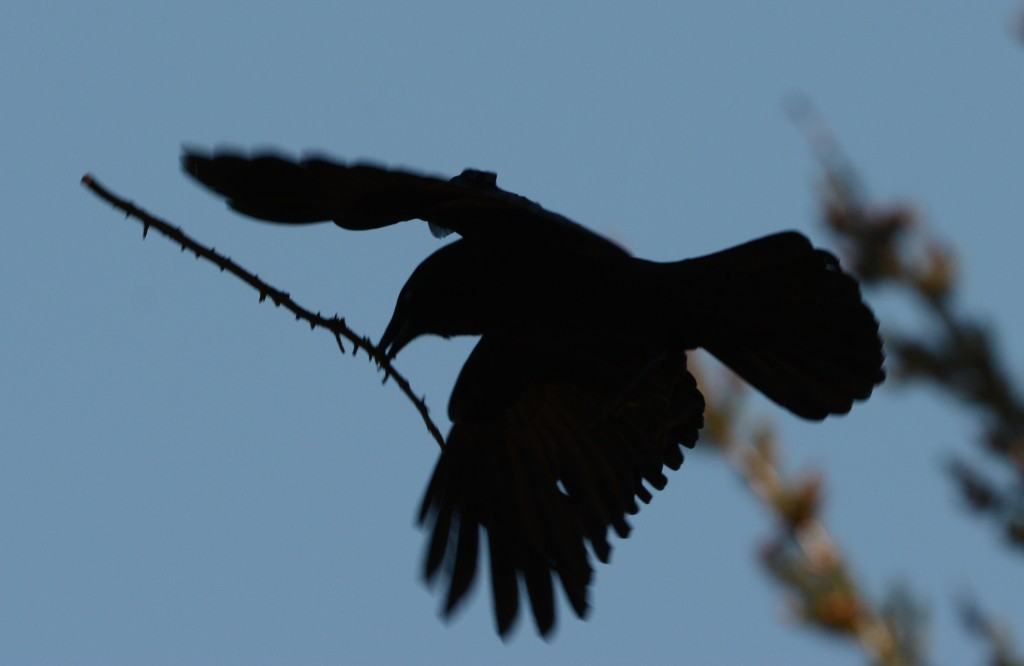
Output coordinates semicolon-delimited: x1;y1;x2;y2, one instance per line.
183;151;884;637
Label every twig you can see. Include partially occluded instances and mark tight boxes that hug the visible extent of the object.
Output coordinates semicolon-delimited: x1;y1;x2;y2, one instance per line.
81;173;446;451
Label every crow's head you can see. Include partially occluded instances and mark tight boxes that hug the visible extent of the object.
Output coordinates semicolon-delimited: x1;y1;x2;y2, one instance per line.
378;240;495;359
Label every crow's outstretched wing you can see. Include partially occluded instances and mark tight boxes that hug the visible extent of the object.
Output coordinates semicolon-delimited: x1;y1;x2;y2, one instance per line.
184;151;458;228
419;333;704;637
182;150;626;260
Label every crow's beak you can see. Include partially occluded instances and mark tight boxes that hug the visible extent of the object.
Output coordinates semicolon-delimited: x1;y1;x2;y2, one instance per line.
378;317;414;360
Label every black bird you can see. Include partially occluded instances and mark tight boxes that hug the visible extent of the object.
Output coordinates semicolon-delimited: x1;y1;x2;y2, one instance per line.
182;150;884;638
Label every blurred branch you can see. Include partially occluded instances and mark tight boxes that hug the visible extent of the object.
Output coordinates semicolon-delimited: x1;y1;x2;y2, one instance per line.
81;174;446;451
695;92;1024;662
1013;7;1024;44
780;95;1024;660
959;592;1024;666
694;362;924;666
787;97;1024;551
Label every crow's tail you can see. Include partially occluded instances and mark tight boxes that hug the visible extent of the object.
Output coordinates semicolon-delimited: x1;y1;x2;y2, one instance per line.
683;231;884;420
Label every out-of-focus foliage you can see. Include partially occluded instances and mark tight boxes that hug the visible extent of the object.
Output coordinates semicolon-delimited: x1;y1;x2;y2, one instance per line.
791;99;1024;553
695;362;922;666
693;97;1024;664
960;592;1024;666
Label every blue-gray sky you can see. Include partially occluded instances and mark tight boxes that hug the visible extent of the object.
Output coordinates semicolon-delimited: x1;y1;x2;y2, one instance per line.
4;2;1024;664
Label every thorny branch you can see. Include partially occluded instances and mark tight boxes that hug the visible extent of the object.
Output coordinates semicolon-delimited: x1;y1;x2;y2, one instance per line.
81;174;446;452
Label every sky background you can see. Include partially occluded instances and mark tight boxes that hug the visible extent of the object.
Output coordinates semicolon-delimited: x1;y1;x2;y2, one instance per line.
4;2;1024;664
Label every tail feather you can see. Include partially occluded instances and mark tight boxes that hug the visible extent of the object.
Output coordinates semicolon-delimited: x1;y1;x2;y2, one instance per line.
688;232;884;420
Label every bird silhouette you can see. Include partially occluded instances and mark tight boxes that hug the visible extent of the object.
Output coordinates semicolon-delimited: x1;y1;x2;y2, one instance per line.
183;150;884;638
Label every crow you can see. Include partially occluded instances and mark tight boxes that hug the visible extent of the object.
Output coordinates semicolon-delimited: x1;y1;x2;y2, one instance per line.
182;150;884;638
